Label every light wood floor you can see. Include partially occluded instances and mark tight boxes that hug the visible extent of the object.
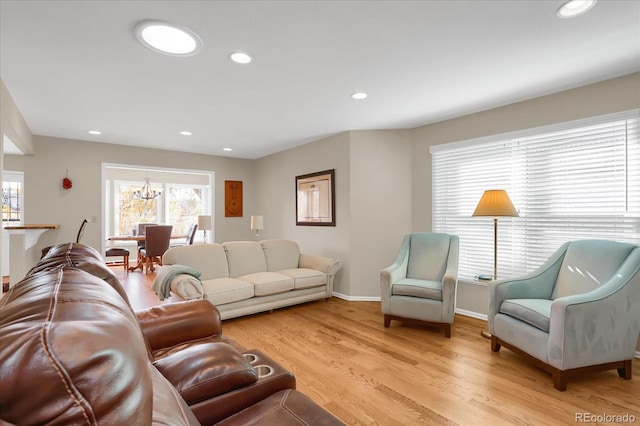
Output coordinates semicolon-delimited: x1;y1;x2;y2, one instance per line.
117;268;640;426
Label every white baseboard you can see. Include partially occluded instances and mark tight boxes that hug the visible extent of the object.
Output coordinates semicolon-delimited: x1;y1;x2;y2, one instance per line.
455;308;488;321
331;292;381;302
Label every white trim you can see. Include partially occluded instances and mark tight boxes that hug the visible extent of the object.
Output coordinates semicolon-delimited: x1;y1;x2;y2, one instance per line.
332;292;381;302
455;308;488;321
429;109;639;153
636;351;640;359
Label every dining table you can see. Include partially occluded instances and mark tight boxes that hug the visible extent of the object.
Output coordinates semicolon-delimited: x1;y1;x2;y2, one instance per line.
107;234;187;271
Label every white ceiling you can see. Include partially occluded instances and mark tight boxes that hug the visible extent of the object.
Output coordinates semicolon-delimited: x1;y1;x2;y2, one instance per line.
1;0;639;159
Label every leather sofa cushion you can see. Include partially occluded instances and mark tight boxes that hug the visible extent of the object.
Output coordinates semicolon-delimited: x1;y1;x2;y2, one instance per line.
392;278;442;301
224;241;268;277
28;242;129;302
279;268;327;289
150;366;201;425
0;267;154;425
202;277;255;304
500;298;552;332
217;389;344;426
237;272;295;296
261;239;300;271
154;342;259;405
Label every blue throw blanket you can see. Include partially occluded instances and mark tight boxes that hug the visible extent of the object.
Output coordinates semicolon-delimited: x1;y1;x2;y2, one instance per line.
151;264;202;301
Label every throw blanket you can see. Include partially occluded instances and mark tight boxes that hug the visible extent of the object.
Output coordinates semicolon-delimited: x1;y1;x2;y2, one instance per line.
151;264;202;301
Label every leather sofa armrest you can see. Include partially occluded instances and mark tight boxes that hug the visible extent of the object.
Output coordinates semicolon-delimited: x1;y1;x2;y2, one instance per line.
299;253;342;276
136;300;223;351
154;342;258;405
189;349;297;425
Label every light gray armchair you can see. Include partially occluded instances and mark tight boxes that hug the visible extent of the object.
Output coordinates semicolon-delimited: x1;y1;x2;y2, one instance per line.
381;233;459;337
489;239;640;391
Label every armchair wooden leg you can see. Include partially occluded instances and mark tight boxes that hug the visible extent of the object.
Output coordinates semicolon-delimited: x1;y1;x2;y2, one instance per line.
618;359;632;380
490;335;501;352
383;315;391;328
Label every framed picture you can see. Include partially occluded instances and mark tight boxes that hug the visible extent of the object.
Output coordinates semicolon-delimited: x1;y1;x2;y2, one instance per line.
296;169;335;226
225;180;243;217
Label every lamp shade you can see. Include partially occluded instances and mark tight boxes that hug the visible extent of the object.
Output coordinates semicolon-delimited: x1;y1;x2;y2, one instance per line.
250;215;264;230
197;215;212;231
472;190;519;217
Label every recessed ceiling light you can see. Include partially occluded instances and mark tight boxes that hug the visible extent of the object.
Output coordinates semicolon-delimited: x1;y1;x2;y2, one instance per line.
134;20;202;56
180;131;192;136
88;130;102;135
556;0;597;18
230;52;252;64
351;92;368;100
223;148;233;152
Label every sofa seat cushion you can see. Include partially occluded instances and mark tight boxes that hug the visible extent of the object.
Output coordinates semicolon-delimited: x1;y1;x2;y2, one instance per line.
500;298;552;332
279;268;326;289
392;278;442;301
202;278;254;305
153;342;259;405
237;272;294;296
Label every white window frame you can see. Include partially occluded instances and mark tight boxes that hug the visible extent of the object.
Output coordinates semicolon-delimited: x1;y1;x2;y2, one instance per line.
431;110;640;282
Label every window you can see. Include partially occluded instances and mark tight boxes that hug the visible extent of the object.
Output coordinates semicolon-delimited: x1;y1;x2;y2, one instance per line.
2;172;23;223
431;110;640;281
104;165;213;241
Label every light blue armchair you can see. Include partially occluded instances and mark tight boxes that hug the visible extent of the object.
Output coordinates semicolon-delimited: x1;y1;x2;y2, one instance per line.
381;233;459;337
489;239;640;390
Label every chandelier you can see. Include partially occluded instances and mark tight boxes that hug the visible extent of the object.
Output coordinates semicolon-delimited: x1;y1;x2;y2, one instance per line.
133;177;161;200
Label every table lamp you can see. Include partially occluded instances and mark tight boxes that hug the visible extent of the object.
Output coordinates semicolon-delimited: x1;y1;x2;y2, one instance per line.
197;215;212;243
251;215;264;239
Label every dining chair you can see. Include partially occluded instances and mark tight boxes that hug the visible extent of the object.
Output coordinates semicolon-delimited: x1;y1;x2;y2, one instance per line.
139;225;173;273
134;222;157;251
170;223;198;248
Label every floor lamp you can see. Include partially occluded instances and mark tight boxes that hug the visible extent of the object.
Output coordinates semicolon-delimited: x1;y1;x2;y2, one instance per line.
472;189;519;338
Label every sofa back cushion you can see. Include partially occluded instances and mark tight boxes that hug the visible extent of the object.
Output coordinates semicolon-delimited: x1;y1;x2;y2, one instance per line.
552;240;637;299
0;267;154;425
163;244;230;280
224;241;267;277
28;242;130;303
261;239;301;271
407;233;451;282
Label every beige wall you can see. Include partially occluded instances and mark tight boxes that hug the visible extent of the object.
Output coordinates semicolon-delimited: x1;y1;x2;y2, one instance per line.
255;132;352;294
1;80;33;155
412;72;640;317
254;129;413;297
1;79;34;282
3;135;258;267
349;130;413;298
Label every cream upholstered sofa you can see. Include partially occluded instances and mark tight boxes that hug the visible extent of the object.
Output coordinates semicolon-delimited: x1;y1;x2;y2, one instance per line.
161;240;342;319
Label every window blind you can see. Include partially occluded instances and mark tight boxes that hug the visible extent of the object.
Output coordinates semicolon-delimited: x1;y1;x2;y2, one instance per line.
431;110;640;281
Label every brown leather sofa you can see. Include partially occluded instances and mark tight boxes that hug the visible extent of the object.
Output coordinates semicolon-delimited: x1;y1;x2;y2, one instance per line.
0;243;343;425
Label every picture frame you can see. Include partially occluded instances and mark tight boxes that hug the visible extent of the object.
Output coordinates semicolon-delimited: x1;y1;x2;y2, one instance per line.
224;180;243;217
296;169;335;226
